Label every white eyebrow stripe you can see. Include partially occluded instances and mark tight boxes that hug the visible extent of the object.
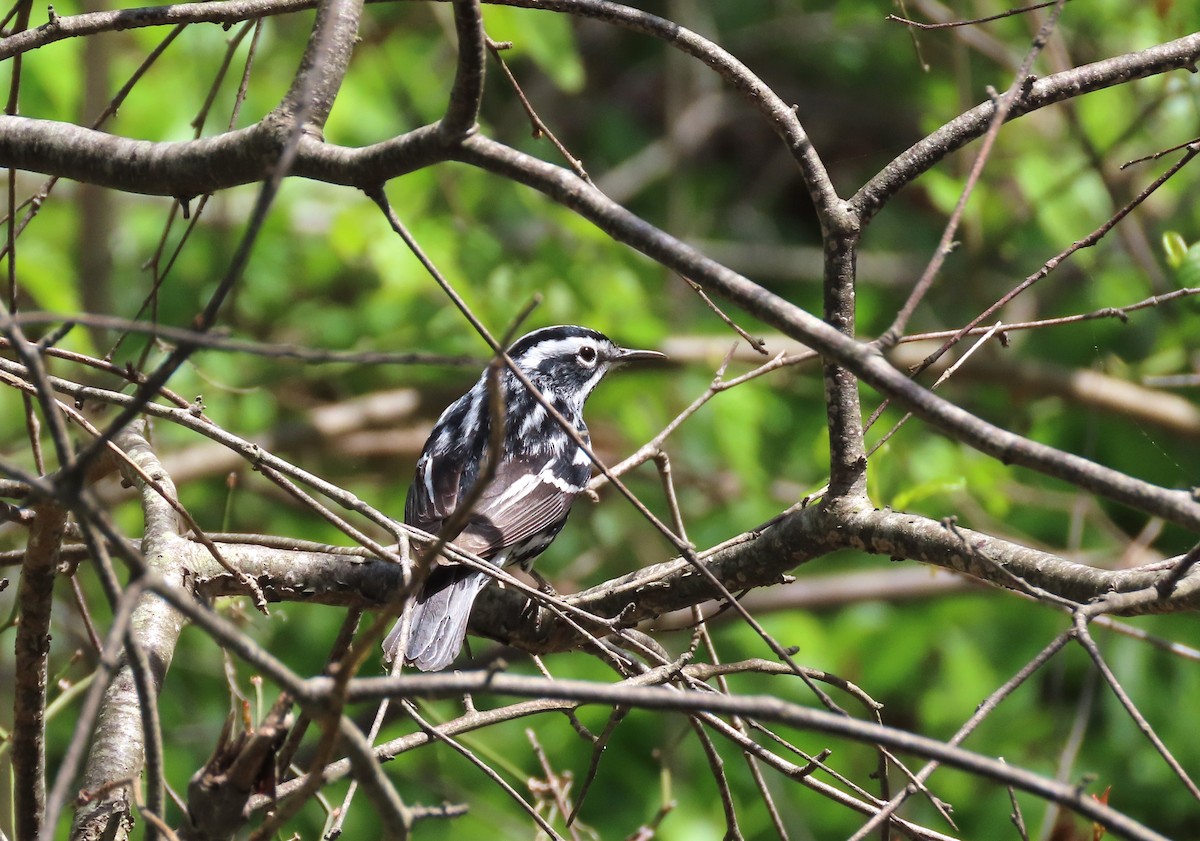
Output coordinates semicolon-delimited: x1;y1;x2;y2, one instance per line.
517;337;593;370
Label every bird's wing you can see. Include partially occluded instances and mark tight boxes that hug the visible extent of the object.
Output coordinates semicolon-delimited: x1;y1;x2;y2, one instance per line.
407;450;587;562
462;455;587;555
404;447;463;536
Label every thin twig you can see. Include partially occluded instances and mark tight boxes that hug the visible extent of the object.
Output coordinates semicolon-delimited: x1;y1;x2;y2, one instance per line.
1072;612;1200;800
886;0;1072;30
403;701;565;840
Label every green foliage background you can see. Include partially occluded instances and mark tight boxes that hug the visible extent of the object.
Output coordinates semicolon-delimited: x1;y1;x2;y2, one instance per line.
2;1;1200;838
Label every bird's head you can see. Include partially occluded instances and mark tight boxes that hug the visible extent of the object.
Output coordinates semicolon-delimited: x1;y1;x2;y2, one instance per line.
507;325;664;409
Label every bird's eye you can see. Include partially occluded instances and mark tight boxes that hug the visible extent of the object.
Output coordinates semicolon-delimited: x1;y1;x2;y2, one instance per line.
577;345;598;366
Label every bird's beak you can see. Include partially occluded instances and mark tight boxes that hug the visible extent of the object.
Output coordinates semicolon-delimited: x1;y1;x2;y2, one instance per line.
613;346;667;365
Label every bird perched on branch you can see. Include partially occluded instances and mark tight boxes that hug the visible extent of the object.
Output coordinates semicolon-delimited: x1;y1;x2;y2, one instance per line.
382;325;665;671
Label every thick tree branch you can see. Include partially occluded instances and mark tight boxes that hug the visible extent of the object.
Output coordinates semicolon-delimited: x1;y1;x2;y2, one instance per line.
0;0;319;61
453;135;1200;531
71;422;187;841
0;23;1189;224
70;505;1199;652
12;501;66;841
0;116;458;194
0;117;282;196
471;504;1200;655
851;31;1200;222
439;0;485;139
272;0;365;133
43;578;148;841
821;233;867;501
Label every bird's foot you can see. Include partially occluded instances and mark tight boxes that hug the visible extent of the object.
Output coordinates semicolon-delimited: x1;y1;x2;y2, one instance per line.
528;569;558;596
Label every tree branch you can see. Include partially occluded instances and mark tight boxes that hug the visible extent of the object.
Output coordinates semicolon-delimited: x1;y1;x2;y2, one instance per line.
471;504;1200;655
102;505;1200;654
272;0;364;133
851;31;1200;222
439;0;485;139
337;670;1167;841
71;421;187;840
453;134;1200;530
12;500;66;840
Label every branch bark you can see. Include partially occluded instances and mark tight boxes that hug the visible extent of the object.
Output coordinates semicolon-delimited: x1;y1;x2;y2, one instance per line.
12;501;66;841
272;0;364;134
71;421;187;841
57;504;1197;656
470;504;1200;655
852;31;1200;222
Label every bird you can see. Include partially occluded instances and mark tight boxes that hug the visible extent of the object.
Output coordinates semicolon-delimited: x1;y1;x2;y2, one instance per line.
382;325;665;671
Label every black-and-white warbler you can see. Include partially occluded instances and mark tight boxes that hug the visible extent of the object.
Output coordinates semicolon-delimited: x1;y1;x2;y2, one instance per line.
382;325;665;671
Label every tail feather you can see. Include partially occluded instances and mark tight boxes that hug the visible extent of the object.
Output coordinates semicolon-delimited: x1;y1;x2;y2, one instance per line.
382;566;490;671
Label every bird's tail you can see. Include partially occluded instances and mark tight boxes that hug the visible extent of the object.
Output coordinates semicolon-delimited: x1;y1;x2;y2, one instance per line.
382;566;490;671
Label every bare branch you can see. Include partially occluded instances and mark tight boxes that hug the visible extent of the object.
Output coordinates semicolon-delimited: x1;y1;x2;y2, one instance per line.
12;501;66;840
455;134;1200;531
852;31;1200;221
272;0;364;133
72;421;187;839
440;0;486;139
339;670;1168;841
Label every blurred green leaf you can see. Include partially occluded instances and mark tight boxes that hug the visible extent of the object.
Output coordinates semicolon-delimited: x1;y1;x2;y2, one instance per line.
1176;241;1200;289
1162;230;1189;269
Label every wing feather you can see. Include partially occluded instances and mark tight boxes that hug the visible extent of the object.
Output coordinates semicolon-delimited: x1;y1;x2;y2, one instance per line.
404;450;463;534
457;456;585;559
404;449;587;563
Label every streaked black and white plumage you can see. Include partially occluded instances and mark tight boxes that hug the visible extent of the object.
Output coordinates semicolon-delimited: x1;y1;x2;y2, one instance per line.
382;325;664;671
